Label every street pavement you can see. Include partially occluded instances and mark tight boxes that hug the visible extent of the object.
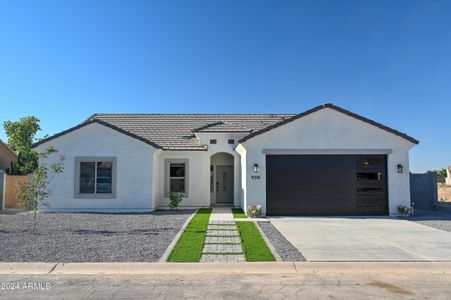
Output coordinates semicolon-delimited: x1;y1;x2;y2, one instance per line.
1;271;451;299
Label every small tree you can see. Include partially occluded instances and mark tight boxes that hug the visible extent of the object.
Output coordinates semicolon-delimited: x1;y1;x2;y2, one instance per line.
16;146;65;232
169;192;183;210
3;116;41;174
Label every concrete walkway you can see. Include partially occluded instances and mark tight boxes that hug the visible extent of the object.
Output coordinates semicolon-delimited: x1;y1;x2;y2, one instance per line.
200;207;245;262
271;217;451;261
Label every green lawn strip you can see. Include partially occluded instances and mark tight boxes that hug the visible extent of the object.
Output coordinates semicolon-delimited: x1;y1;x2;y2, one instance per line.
167;208;212;262
232;208;247;218
236;221;276;262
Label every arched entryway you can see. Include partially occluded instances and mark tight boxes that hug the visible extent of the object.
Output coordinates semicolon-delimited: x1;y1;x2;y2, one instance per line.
210;152;234;206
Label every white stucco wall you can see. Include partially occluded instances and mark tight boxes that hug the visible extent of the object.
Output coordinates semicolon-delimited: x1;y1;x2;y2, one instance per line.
239;108;416;216
35;123;157;212
154;132;245;209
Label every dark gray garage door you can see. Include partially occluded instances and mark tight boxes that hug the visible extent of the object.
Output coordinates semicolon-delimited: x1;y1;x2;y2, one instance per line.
266;155;388;216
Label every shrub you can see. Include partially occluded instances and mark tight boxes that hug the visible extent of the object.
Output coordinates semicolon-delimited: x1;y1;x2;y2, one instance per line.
169;192;183;210
247;204;262;218
397;204;411;215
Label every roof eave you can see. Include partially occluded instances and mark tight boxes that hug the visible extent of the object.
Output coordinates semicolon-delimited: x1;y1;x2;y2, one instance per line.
32;119;162;150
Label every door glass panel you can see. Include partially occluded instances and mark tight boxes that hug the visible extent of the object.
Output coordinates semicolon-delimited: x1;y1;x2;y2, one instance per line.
96;161;112;194
210;166;214;193
80;162;95;193
222;171;227;191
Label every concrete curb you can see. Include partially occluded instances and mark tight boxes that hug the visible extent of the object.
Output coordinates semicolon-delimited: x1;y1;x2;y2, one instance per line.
159;209;198;262
1;262;451;275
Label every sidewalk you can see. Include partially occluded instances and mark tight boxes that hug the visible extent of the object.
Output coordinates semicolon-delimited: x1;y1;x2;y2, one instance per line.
1;262;451;275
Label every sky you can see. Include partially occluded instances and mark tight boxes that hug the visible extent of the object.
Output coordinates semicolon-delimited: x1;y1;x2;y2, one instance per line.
0;0;450;172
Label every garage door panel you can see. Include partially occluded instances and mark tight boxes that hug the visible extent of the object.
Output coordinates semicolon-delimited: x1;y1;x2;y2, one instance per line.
268;198;357;215
268;184;357;199
266;155;388;216
269;171;355;184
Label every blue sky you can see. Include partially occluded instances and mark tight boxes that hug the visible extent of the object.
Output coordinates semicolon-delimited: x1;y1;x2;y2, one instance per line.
0;0;450;172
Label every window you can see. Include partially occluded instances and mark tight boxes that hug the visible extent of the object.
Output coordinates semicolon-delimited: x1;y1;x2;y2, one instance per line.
359;157;383;167
357;172;382;181
75;157;116;198
210;139;217;144
228;139;235;144
165;159;189;196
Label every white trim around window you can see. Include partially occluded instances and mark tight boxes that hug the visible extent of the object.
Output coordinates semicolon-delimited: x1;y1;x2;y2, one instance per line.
74;157;117;199
165;159;189;197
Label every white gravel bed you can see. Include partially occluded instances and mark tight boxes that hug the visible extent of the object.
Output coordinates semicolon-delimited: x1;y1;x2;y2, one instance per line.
0;210;193;262
258;222;306;262
407;209;451;233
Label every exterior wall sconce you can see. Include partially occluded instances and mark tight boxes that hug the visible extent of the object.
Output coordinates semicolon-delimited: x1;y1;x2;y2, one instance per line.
254;163;259;173
397;164;404;174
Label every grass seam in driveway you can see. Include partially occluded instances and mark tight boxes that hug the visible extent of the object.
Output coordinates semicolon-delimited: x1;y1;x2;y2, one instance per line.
236;221;276;262
167;208;212;262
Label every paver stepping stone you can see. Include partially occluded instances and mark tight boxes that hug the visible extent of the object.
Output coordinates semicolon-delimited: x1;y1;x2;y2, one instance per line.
199;254;245;262
205;236;241;244
206;229;240;237
208;225;237;230
202;244;243;253
200;208;246;262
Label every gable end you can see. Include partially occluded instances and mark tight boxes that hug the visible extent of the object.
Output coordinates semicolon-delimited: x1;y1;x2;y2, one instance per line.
33;119;162;149
238;103;419;145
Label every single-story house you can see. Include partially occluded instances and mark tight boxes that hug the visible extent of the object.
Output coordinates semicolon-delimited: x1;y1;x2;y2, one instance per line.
0;140;18;210
34;103;418;216
0;140;17;172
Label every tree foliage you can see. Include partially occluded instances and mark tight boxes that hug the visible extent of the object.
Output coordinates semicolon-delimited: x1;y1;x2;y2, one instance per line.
16;146;65;232
3;116;41;174
426;168;447;179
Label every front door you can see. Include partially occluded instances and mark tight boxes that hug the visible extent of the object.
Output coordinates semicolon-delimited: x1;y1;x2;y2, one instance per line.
216;166;234;204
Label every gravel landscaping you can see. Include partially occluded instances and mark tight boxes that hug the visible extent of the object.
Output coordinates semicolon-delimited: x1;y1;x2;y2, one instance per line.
258;222;306;262
407;209;451;233
0;210;193;262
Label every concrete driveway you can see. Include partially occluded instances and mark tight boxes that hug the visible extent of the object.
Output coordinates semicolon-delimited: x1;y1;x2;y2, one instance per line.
270;217;451;261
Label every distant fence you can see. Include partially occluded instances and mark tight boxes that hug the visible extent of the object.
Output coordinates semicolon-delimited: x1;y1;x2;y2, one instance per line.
0;171;4;209
1;174;28;210
410;173;438;210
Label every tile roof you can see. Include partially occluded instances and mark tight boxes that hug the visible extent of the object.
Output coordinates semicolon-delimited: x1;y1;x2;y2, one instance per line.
33;104;419;150
193;121;253;133
87;113;293;150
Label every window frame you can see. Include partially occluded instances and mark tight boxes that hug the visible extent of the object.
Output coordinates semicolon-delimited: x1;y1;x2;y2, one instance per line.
74;157;117;199
165;159;189;197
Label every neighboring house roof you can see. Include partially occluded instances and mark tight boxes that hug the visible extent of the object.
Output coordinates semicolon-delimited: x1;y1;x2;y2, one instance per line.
33;103;419;150
0;140;17;170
